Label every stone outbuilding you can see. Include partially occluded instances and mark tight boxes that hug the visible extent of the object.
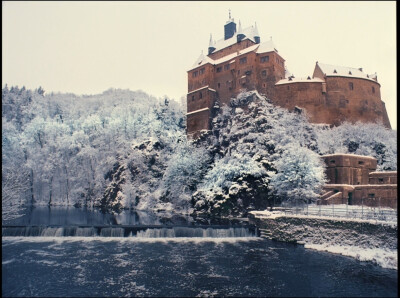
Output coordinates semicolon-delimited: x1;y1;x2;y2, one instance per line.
319;154;397;209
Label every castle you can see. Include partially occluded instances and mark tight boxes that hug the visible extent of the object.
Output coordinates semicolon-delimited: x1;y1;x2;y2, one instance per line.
186;15;391;138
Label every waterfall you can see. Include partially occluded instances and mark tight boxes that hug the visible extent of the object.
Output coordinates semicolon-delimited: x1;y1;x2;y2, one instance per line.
2;226;257;238
136;227;256;238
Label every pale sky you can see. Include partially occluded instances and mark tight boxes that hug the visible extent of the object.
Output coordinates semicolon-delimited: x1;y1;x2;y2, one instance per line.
2;1;397;129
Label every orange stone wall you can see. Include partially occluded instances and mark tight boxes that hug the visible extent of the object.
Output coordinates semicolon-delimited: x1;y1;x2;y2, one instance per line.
322;154;377;185
369;171;398;185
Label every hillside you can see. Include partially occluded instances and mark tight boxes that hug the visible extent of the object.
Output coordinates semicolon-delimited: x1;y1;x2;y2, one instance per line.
2;86;397;220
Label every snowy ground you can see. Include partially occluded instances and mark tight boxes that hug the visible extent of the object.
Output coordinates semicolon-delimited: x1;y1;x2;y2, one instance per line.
250;206;398;270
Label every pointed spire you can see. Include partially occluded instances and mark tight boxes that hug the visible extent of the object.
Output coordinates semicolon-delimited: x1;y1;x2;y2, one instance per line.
208;34;216;55
254;22;260;43
237;20;245;42
254;22;259;37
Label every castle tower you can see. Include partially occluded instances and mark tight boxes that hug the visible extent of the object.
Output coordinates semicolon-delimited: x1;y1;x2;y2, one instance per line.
224;11;236;40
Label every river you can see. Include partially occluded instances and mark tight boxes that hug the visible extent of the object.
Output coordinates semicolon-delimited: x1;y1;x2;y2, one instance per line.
2;207;398;297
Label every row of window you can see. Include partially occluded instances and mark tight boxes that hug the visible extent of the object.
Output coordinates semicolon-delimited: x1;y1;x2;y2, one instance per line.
192;67;205;78
191;91;203;101
192;55;279;78
348;83;376;94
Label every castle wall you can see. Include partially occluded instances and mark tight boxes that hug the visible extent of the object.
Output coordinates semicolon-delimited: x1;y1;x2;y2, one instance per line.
324;77;390;128
186;87;217;136
273;81;326;119
186;108;212;138
353;185;397;209
188;64;214;93
255;52;285;100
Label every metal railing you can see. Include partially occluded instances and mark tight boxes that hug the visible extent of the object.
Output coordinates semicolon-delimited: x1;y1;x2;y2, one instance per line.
274;204;397;222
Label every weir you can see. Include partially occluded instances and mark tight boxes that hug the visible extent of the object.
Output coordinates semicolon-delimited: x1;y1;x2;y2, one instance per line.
2;225;259;238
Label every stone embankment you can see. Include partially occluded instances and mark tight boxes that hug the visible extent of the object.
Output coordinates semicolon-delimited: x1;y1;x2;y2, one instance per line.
248;210;397;269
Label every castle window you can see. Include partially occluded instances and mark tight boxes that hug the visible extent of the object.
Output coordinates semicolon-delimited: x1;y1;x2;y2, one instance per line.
349;82;354;90
216;67;222;73
378;178;384;183
192;95;195;101
217;83;220;88
372;86;375;93
260;56;269;63
261;70;267;77
224;64;230;71
239;57;247;64
199;92;202;99
192;71;198;78
368;193;375;198
263;83;266;88
358;161;364;165
199;68;205;75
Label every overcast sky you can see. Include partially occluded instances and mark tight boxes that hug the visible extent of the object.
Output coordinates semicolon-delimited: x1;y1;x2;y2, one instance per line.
2;1;396;129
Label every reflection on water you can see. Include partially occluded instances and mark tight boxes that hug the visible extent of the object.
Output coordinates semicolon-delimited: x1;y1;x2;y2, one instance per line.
3;206;249;227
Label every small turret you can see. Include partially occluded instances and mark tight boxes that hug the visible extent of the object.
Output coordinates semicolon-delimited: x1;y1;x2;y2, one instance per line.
237;20;245;42
208;34;216;55
224;9;236;40
254;22;260;44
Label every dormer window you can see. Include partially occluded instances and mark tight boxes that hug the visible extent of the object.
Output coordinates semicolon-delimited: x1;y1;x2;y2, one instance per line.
349;71;352;75
333;69;337;73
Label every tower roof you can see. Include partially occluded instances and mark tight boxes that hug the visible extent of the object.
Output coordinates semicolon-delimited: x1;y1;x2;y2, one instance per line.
316;62;378;82
212;25;261;53
254;22;260;37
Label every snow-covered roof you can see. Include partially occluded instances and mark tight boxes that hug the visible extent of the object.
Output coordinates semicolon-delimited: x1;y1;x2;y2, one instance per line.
187;85;210;95
213;44;259;65
186;107;210;116
212;25;259;52
275;77;325;85
321;153;377;160
317;63;378;82
256;39;277;54
369;171;397;175
189;44;260;71
191;52;214;69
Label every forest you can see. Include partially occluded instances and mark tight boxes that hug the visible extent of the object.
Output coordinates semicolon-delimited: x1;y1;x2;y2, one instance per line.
2;86;397;220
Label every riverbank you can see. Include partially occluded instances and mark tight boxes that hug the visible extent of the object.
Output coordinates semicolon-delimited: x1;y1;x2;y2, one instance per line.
249;210;397;270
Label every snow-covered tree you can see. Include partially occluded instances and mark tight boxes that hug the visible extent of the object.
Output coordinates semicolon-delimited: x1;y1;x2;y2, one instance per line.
269;143;327;204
